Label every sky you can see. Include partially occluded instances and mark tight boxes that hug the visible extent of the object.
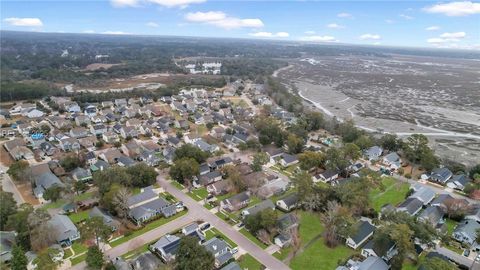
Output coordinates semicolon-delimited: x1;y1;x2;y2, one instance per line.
1;0;480;50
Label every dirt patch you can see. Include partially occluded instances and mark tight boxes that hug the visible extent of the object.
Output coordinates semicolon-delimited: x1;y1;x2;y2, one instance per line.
0;144;14;167
16;182;40;205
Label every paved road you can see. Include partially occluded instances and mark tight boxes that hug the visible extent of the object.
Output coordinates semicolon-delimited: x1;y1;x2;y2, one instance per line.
0;165;25;205
158;176;290;270
435;245;474;268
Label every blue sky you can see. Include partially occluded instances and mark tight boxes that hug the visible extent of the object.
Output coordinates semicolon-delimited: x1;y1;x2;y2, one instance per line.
1;0;479;50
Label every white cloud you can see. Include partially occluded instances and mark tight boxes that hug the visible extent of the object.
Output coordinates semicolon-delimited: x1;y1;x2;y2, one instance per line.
304;30;315;35
146;22;159;27
423;1;480;16
427;38;447;44
337;12;352;18
425;26;440;31
301;35;338;42
440;31;466;39
83;30;96;34
249;31;289;38
385;19;394;24
399;14;414;20
184;11;264;29
101;31;130;35
111;0;205;8
3;17;43;27
326;23;344;29
359;34;381;40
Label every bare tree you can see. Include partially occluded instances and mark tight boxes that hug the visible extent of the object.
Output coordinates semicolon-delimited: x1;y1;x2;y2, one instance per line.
257;229;272;245
289;222;301;256
112;187;131;221
321;201;355;248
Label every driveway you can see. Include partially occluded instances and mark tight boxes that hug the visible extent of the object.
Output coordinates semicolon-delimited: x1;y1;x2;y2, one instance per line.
0;164;25;205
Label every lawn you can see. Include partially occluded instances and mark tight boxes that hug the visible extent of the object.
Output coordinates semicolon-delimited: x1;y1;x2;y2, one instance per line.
237;254;263;270
204;228;237;248
109;210;188;247
70;254;87;265
289;211;355;270
216;192;234;202
239;228;268;249
187;187;209;201
41;192;95;210
71;242;88;255
444;219;457;235
122;243;150;259
63;249;73;259
370;177;410;211
68;211;89;224
171;181;185;190
274;246;293;261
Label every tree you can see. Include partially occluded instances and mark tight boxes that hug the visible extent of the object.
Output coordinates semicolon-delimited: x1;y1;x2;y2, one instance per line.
304;111;324;131
298;151;325;172
0;191;17;230
223;165;246;193
353;135;373;150
389;224;415;269
6;204;33;250
126;163;157;188
11;245;28;270
112;186;132;220
419;149;439;171
169;158;199;186
334;179;371;215
325;147;349;173
100;184;123;214
43;186;64;202
86;245;104;270
251;152;269;172
175;236;214;270
173;144;209;163
321;201;355;248
6;160;30;182
94;167;132;195
29;209;55;252
60;155;83;172
80;216;113;246
380;134;400;151
286;134;304;154
35;248;59;270
336;120;362;143
470;164;480;179
421;258;456;270
342;143;361;161
293;171;314;205
74;180;88;195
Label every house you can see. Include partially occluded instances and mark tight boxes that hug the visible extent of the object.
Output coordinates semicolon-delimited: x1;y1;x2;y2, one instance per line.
203;237;233;268
361;238;398;262
184;133;201;144
221;262;242;270
9;103;36;115
138;151;161;167
115;98;128;107
430;167;453;184
90;124;107;136
86;151;97;165
465;205;480;222
209;157;234;170
241;199;275;217
150;234;181;262
409;186;435;205
397;198;423;216
40;142;57;156
100;149;123;164
346;220;376;250
117;156;136;167
182;223;206;242
25;108;44;118
446;174;470;191
0;231;16;264
121;141;143;158
279;153;299;167
65;102;81;113
418;206;444;228
102;131;119;143
452;219;480;247
356;256;390;270
206;180;231;195
90;160;110;172
166;136;182;148
313;169;339;183
48;214;80;246
3;138;26;152
194;139;219;153
72;167;92;182
364;146;383;161
127;188;172;225
382;152;401;169
75;115;91;126
8;146;34;160
258;177;290;199
221;191;250;212
198;171;223;186
430;194;455;208
274;213;299;248
79;136;98;150
89;207;119;231
33;172;65;199
130;253;163;270
120;126;139;139
84;104;97;117
70;127;89;138
276;193;298;212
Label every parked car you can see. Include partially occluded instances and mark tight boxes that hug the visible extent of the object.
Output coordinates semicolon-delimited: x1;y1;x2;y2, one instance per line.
463;249;470;257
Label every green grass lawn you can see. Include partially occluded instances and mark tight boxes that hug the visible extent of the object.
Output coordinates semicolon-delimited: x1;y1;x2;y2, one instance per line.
370;177;410;211
216;192;233;202
289;211;354;270
239;228;268;249
237;254;263;270
41;192;95;210
68;211;89;224
63;249;73;259
122;243;150;259
187;187;209;201
274;246;292;261
70;254;87;265
246;196;262;208
204;228;237;248
109;210;188;247
171;181;185;190
71;242;88;255
444;219;457;235
204;203;214;210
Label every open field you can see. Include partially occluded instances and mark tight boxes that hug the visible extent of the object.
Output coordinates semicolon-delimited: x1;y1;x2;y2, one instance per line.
370;177;410;211
277;55;480;166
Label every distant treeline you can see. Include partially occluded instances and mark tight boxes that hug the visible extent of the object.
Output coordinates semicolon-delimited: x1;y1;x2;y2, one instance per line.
0;81;63;102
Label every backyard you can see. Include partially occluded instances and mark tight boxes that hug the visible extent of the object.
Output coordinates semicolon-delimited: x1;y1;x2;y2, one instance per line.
369;177;410;211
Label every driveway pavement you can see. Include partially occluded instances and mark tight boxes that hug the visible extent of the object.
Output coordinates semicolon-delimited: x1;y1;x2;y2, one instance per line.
0;164;25;205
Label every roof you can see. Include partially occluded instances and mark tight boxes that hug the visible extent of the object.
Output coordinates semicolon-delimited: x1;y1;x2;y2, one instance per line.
127;188;158;207
203;237;229;254
242;199;275;216
431;167;453;183
278;193;298;208
410;186;435;204
151;234;180;256
383;152;400;162
449;174;470;186
454;219;480;240
358;256;389;270
365;146;383;158
224;191;250;206
419;206;444;226
363;238;395;258
277;213;299;231
0;231;15;262
321;169;339;179
281;153;298;164
431;194;454;207
221;262;242;270
129;197;169;220
89;207;116;226
349;220;376;245
397;197;423;215
48;214;79;243
35;172;64;190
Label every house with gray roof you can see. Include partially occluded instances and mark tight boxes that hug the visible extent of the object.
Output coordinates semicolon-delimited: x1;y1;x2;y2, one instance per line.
221;191;250;212
48;214;80;246
446;174;470;191
452;219;480;248
89;206;119;231
346;220;376;250
364;146;383;161
0;231;16;263
72;167;92;182
198;170;223;186
241;199;275;217
129;197;171;225
382;152;401;169
130;252;162;270
361;238;398;262
279;153;299;167
33;172;65;199
430;167;453;184
203;237;233;268
466;205;480;222
221;262;242;270
418;206;444;228
276;193;298;212
397;197;423;216
207;179;231;195
409;186;435;205
357;256;389;270
150;234;181;262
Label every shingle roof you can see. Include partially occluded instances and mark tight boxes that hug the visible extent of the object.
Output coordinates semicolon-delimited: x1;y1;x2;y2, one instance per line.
242;199;274;216
350;221;376;245
48;214;79;243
